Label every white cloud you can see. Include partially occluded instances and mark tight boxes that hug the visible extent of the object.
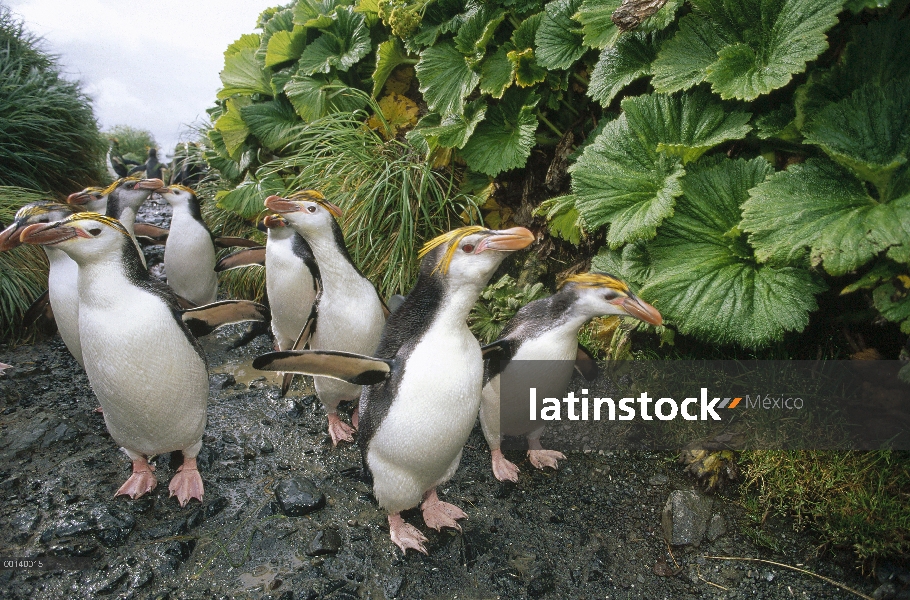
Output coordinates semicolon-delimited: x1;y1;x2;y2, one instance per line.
5;0;277;156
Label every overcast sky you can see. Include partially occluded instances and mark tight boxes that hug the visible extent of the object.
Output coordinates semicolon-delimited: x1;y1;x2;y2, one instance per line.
6;0;277;157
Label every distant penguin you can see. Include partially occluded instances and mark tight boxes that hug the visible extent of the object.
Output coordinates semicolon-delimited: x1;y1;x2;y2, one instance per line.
0;201;80;364
263;190;386;445
480;272;662;482
253;226;535;554
20;212;209;505
157;185;218;306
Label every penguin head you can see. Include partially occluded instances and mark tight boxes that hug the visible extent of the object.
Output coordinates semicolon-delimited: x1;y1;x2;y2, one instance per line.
0;201;76;251
18;213;134;265
262;213;295;239
103;177;164;217
66;186;108;214
558;272;662;326
418;226;536;287
157;184;196;209
263;190;343;238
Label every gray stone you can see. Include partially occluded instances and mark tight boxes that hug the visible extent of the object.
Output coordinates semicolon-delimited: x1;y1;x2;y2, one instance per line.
873;582;897;600
11;509;40;542
275;477;325;517
306;526;342;556
91;504;136;547
648;474;669;486
209;373;236;391
661;490;713;547
706;513;726;541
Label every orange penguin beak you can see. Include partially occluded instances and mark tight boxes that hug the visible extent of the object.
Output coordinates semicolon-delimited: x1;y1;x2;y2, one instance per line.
136;178;165;191
616;295;662;326
263;214;288;228
475;227;535;252
19;222;84;246
66;191;91;206
0;223;24;251
264;195;299;214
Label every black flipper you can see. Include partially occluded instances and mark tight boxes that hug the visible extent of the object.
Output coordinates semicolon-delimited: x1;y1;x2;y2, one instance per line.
23;289;54;331
481;339;513;383
215;247;266;271
214;236;262;249
182;300;270;337
387;294;407;314
574;344;599;381
253;350;391;386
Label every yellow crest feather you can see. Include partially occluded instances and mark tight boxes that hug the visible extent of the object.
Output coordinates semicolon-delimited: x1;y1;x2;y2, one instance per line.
168;184;196;195
64;212;130;236
558;272;630;293
15;201;71;220
418;226;488;275
100;177;141;197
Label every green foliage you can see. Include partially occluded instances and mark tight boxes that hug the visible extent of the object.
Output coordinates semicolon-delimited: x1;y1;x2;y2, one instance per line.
105;125;157;161
468;274;548;343
0;8;107;195
0;187;51;341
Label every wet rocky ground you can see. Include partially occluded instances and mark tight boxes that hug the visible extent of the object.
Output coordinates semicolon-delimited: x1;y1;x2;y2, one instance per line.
0;197;898;599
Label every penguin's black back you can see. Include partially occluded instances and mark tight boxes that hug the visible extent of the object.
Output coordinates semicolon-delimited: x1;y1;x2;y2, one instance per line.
291;232;320;293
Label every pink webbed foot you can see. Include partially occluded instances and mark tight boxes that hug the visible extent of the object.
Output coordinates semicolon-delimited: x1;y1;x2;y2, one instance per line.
351;406;360;431
116;459;157;500
491;448;520;483
388;513;428;555
168;457;204;507
421;488;468;532
93;406;104;413
327;412;355;446
527;449;567;471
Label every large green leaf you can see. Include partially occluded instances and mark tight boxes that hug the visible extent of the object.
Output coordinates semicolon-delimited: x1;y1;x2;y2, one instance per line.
265;27;308;68
592;242;654;285
535;194;585;245
216;173;287;219
803;78;910;196
372;38;410;97
873;279;910;334
284;75;366;122
652;0;842;100
218;49;273;99
795;16;910;129
460;89;540;176
576;0;680;49
587;31;662;107
742;158;910;276
454;5;506;60
480;45;515;98
225;34;261;59
214;97;251;156
296;7;371;74
240;97;300;151
535;0;585;70
294;0;354;27
416;41;481;116
419;99;487;149
640;157;823;347
570;112;684;246
623;90;752;164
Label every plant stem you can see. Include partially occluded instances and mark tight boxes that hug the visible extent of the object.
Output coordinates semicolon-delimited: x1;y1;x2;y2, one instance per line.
400;58;419;65
537;111;563;138
572;72;589;86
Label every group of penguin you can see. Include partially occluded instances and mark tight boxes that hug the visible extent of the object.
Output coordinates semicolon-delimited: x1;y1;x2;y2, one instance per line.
0;180;662;555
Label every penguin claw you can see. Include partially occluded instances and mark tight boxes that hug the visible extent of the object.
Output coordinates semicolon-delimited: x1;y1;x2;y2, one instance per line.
327;413;355;446
421;491;468;532
491;449;520;483
388;514;428;555
168;460;204;507
527;449;567;471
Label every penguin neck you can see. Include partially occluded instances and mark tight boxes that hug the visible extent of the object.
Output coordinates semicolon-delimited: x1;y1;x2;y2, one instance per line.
299;222;360;282
437;279;486;329
108;205;137;235
76;245;146;307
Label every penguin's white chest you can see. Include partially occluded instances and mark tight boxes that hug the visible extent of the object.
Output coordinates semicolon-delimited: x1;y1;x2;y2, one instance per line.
45;248;82;366
79;281;208;456
265;236;316;350
367;324;481;511
163;214;217;306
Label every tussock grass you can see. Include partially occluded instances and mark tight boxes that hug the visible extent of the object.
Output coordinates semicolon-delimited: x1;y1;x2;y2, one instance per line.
0;187;51;341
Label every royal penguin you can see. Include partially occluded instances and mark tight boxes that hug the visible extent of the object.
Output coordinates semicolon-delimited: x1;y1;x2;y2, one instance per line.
19;213;209;505
156;185;218;306
263;190;386;445
0;201;80;364
253;225;535;554
67;177;164;268
480;272;662;482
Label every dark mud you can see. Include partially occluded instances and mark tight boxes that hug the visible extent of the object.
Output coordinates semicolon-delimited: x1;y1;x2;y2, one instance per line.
0;198;889;599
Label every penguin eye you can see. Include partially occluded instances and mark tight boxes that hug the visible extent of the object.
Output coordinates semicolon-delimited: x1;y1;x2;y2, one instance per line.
87;227;102;236
37;217;49;223
306;205;317;213
462;244;475;253
603;290;619;301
